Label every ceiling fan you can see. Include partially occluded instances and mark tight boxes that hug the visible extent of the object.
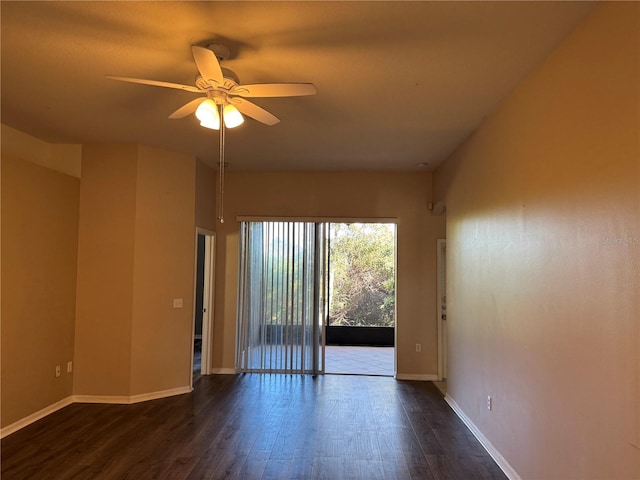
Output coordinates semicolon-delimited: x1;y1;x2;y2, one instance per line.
107;43;315;224
107;44;316;129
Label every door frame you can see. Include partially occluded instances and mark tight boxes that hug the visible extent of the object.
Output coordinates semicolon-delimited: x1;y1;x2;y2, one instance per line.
191;228;215;387
437;238;447;380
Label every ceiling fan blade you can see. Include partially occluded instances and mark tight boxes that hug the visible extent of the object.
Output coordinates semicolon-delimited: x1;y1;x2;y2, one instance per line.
106;75;201;93
191;46;224;86
230;98;280;126
168;98;206;119
230;83;316;98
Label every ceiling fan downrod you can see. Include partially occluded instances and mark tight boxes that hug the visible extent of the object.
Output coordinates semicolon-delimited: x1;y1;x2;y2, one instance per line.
217;104;225;224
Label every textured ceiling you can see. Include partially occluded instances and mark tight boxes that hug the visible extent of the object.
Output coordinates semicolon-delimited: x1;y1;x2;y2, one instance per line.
1;1;594;171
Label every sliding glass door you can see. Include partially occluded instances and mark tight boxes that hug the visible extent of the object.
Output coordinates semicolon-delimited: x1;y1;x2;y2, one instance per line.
237;221;328;374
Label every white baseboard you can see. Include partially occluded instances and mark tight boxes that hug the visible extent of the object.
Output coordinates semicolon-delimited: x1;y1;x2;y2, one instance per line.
2;386;192;438
445;394;521;480
130;386;192;403
1;396;74;439
72;394;131;404
209;368;237;374
73;386;192;405
395;373;439;381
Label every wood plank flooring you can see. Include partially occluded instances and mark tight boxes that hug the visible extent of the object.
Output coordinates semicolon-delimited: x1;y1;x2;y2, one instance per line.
1;375;507;479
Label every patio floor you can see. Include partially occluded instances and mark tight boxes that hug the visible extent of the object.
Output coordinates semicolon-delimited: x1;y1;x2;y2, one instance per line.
324;345;394;376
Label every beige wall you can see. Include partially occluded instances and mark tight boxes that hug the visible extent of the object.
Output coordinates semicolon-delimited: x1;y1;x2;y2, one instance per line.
130;146;196;395
74;144;138;396
3;135;203;426
1;155;80;427
434;3;639;479
0;124;81;178
195;159;216;231
212;172;445;376
75;144;197;397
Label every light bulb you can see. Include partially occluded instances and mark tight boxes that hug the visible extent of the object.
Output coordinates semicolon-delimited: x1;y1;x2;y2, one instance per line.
223;104;244;128
195;99;220;130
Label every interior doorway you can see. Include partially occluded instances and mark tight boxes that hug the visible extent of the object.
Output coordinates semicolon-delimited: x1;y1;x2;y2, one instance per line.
193;230;215;385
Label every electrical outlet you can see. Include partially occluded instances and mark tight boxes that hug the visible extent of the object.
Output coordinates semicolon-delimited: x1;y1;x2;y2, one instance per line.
173;298;183;308
67;361;73;373
487;396;493;411
415;343;421;352
55;365;61;378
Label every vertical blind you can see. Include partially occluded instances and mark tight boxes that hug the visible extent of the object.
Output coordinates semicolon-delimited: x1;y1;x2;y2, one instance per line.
237;221;327;374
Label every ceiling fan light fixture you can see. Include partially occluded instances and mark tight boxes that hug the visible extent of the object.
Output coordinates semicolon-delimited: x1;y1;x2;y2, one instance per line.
195;99;243;130
199;120;219;130
223;104;244;128
195;99;220;129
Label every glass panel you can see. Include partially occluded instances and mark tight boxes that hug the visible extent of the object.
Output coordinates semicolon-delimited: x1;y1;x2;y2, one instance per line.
237;221;324;374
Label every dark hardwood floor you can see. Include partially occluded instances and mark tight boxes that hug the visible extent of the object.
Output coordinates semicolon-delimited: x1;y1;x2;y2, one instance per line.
1;375;507;479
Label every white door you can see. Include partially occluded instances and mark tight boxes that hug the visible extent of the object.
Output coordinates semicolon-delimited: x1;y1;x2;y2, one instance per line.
437;239;447;380
192;230;215;387
200;233;215;376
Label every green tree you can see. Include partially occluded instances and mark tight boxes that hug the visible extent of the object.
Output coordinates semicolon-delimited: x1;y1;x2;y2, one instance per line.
329;223;395;327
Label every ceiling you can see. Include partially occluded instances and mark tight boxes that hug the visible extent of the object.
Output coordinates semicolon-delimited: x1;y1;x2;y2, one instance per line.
1;1;594;172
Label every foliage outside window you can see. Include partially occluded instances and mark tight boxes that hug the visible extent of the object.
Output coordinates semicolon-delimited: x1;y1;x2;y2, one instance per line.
328;223;395;327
